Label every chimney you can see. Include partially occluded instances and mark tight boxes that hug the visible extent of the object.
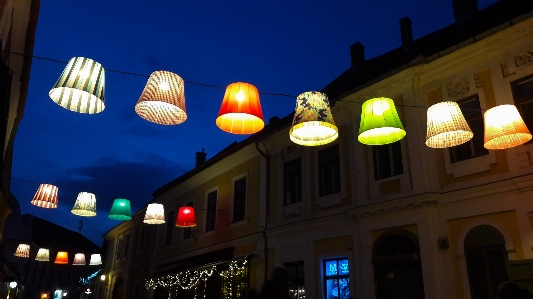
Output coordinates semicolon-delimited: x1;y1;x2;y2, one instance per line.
195;149;206;168
350;42;365;69
452;0;478;23
399;17;413;51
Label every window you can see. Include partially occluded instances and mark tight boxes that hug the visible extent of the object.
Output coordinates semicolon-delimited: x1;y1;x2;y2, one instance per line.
115;236;124;260
165;210;174;245
373;142;403;180
183;201;193;240
123;234;130;258
206;191;217;232
323;258;350;299
449;95;488;162
284;158;302;205
285;261;305;299
233;177;247;222
512;74;533;140
318;145;341;196
139;225;146;252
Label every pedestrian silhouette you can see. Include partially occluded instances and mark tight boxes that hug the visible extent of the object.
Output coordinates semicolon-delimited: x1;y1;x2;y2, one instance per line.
257;265;291;299
497;281;533;299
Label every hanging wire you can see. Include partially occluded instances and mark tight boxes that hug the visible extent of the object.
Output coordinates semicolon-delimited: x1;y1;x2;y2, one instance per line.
3;50;297;98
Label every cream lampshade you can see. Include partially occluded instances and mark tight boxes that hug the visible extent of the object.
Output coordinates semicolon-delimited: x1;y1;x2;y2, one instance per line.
289;91;338;146
144;203;165;224
89;254;102;265
35;248;50;261
484;104;532;149
49;57;105;114
135;71;187;125
72;253;86;265
426;101;473;148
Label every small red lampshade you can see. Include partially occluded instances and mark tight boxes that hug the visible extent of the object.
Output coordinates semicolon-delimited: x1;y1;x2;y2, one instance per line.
54;251;68;264
176;207;196;227
216;82;264;134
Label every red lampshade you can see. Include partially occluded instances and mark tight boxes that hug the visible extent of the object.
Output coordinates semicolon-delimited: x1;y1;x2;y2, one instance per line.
216;82;264;134
176;207;196;227
54;251;68;264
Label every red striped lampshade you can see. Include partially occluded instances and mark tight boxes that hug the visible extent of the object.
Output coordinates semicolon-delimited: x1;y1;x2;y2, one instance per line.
31;184;58;208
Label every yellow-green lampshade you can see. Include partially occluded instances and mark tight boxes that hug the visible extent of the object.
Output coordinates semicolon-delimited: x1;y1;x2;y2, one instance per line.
358;97;406;145
71;192;97;217
108;198;132;220
289;91;338;146
49;57;105;114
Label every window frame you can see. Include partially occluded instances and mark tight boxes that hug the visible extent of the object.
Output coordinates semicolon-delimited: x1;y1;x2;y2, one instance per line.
183;201;194;240
283;157;302;205
232;173;248;223
318;144;341;197
511;73;533;144
372;141;403;181
284;261;305;299
165;209;175;245
322;257;351;299
205;188;218;232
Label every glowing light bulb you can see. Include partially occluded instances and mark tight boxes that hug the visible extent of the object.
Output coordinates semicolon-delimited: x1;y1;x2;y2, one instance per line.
159;81;170;91
235;90;246;102
120;202;125;206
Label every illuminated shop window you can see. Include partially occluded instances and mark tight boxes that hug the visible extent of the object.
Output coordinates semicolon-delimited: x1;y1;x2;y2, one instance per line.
323;258;350;299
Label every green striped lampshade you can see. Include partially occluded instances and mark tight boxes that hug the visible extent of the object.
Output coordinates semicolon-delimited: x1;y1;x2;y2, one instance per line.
358;97;406;145
108;198;132;220
49;57;105;114
71;192;97;217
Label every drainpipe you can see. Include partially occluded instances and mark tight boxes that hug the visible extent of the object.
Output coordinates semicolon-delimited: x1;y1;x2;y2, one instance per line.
255;141;270;284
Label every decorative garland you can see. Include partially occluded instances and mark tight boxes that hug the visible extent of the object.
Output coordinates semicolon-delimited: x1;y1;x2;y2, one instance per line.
145;259;248;299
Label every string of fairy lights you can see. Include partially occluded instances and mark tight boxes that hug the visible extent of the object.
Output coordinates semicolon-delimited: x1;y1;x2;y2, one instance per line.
145;259;248;299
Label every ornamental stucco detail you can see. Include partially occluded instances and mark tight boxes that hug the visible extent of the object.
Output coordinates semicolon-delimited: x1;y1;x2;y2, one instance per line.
514;50;533;66
447;77;470;98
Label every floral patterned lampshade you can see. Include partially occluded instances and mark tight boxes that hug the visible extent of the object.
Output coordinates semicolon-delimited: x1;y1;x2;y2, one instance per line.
426;101;473;148
35;248;50;261
49;57;105;114
216;82;264;134
31;184;58;208
54;251;69;264
73;253;86;265
71;192;97;216
14;243;30;258
358;97;406;145
484;104;532;149
289;91;338;146
89;254;102;265
144;203;165;224
176;206;196;227
135;71;187;125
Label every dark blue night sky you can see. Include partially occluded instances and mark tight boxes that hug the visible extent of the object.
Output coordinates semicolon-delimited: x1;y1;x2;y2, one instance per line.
10;0;497;245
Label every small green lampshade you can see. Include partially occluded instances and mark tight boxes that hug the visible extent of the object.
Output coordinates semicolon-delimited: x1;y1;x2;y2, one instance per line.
358;97;406;145
108;198;132;220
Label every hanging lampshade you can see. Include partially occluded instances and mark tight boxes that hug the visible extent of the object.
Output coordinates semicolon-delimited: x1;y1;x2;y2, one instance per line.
426;101;474;148
358;97;406;145
14;243;30;258
135;70;187;125
144;203;165;224
89;254;102;265
216;82;264;134
484;104;532;149
35;248;50;261
108;198;132;220
31;184;58;208
49;57;105;114
289;91;338;146
72;253;86;265
176;206;196;227
71;192;97;217
54;251;69;264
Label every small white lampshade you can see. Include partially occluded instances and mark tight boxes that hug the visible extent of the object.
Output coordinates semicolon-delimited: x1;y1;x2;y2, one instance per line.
35;248;50;261
71;192;97;216
89;254;102;265
426;101;473;148
73;253;86;265
135;71;187;125
289;91;338;146
144;203;166;224
49;57;105;114
484;104;532;149
14;244;30;258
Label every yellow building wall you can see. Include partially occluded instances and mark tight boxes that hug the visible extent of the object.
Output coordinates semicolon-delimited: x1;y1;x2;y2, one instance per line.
447;211;524;298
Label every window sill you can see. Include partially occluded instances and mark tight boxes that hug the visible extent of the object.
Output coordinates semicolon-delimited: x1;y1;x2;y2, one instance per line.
283;202;302;217
317;192;342;208
227;218;250;228
444;151;496;178
200;229;218;238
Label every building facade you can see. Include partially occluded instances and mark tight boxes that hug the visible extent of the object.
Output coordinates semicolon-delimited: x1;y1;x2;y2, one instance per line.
103;1;533;299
